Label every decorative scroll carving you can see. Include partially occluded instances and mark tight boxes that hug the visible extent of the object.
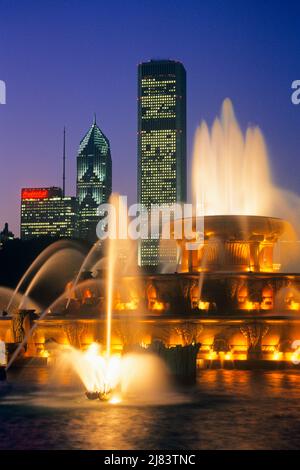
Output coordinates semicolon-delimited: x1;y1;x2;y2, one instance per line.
240;322;269;359
173;322;203;346
247;281;264;303
114;319;143;347
12;313;26;343
62;322;89;349
11;310;36;345
212;328;233;352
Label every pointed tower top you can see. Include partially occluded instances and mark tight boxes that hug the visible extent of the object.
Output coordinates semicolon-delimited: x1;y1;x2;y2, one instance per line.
78;118;110;155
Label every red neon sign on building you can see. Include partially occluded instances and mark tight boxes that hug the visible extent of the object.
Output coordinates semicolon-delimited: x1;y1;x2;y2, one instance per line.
21;189;49;200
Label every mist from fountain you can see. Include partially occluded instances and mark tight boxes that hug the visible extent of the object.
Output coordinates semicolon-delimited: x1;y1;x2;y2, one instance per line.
0;287;40;317
18;247;85;310
4;243;86;370
193;99;274;216
65;241;102;309
192;99;300;271
57;193;165;401
5;286;81;370
5;100;300;386
55;343;170;404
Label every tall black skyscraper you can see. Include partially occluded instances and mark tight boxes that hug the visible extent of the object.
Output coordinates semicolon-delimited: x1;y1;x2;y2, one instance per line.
77;117;112;241
137;60;187;267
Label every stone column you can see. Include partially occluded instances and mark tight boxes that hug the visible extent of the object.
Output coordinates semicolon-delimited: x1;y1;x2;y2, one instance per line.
11;309;37;356
240;322;269;360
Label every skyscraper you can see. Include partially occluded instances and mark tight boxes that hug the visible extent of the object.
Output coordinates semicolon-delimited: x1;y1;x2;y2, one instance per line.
20;187;78;239
137;60;186;268
77;118;112;241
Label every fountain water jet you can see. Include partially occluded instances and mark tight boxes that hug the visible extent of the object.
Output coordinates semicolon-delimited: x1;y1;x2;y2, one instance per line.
55;343;170;403
65;241;102;309
6;240;85;313
4;99;300;376
18;247;85;311
192;99;300;271
193;98;273;216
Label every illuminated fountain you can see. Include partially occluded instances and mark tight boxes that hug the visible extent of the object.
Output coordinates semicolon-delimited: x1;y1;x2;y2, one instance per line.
1;99;300;374
57;342;170;403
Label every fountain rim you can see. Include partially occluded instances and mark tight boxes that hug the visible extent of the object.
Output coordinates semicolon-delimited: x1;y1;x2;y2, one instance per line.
170;214;293;241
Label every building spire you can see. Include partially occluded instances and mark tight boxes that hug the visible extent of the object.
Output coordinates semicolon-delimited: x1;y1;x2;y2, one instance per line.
93;113;97;125
63;126;66;197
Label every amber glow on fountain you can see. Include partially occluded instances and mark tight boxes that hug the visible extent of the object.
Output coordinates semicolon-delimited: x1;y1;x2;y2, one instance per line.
64;343;122;401
192;99;273;216
59;194;170;402
4;100;300;381
60;342;169;403
104;193;140;354
192;99;300;229
166;101;300;279
106;202;115;357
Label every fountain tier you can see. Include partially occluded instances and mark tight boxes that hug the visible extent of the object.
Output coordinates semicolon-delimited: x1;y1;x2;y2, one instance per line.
173;215;292;273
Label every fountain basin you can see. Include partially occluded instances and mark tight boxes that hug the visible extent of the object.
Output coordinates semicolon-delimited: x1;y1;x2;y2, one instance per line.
172;215;292;273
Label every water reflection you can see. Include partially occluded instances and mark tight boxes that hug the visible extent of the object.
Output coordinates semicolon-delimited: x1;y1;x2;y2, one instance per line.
1;369;300;449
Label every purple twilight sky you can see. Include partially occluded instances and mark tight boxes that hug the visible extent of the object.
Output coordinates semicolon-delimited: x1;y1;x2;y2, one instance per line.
0;0;300;236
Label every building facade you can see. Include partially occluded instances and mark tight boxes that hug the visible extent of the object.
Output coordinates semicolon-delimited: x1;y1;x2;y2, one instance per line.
137;60;187;268
20;187;78;240
0;222;14;248
77;118;112;241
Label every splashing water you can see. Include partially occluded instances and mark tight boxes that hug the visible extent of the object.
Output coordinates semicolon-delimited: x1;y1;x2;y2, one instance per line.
105;193;140;356
192;99;300;270
65;343;121;397
192;99;274;216
58;343;170;403
192;99;300;224
59;194;159;401
65;241;102;309
106;198;115;357
19;247;84;310
0;287;40;316
7;240;85;313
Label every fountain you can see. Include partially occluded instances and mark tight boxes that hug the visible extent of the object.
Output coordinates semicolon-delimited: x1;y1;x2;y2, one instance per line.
1;99;300;382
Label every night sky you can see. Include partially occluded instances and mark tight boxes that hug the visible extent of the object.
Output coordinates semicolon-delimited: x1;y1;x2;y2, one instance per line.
0;0;300;236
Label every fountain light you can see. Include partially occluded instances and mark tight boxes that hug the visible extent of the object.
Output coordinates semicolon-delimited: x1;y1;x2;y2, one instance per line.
242;301;255;311
198;301;209;310
152;301;164;311
65;342;123;401
115;300;138;311
208;350;217;360
291;348;300;365
289;300;300;311
109;395;122;405
273;264;281;271
272;350;282;361
224;352;233;361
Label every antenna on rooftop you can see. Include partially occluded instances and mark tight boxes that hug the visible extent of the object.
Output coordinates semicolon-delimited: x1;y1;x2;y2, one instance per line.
62;126;66;197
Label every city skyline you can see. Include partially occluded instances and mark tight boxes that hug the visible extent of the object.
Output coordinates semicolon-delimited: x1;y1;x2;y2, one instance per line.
1;1;300;454
0;0;300;236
